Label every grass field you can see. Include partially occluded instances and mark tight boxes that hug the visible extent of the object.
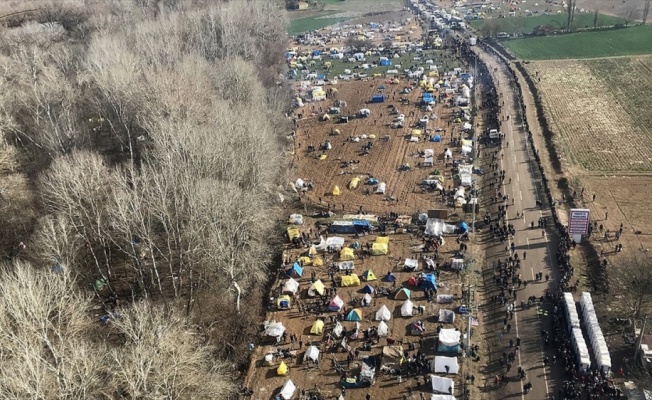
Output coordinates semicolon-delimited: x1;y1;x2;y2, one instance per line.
502;25;652;60
468;13;624;35
289;13;352;35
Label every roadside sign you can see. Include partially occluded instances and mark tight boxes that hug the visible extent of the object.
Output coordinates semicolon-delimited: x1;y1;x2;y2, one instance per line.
568;208;590;235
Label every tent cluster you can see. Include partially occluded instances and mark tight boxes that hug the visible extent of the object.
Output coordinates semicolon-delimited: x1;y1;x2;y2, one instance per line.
562;292;590;373
579;292;611;373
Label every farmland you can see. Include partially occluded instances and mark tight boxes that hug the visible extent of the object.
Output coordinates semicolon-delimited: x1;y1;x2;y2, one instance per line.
468;13;625;36
502;25;652;60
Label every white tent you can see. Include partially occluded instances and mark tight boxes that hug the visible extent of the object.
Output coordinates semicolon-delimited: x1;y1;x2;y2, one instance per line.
280;379;297;399
401;300;414;317
376;305;392;321
376;182;386;194
283;278;299;294
432;356;460;374
404;258;419;271
439;329;461;346
431;375;455;394
362;293;373;307
288;214;304;225
313;236;327;251
425;218;456;236
431;396;456;400
304;345;320;362
264;321;286;337
326;236;345;250
333;322;344;337
378;321;388;336
295;178;305;189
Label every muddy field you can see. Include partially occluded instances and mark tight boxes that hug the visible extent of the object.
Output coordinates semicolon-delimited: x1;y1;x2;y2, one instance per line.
290;78;469;217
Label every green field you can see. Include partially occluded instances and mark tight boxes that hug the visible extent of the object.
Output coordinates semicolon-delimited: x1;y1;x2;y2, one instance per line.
502;25;652;60
468;13;625;35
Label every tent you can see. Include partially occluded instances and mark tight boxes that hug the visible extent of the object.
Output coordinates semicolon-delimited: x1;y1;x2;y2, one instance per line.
264;321;286;338
277;295;292;310
328;295;344;311
439;309;455;323
376;182;386;194
332;185;341;196
421;273;437;290
288;214;304;225
308;280;325;297
378;321;389;336
313;256;324;267
458;221;469;233
304;345;320;362
326;236;345;250
407;276;418;287
283;278;300;294
394;288;411;300
431;375;455;395
362;293;373;307
361;284;375;294
280;379;297;399
345;308;363;321
287;227;301;240
409;320;426;335
349;177;360;189
336;261;355;271
401;300;414;317
310;320;324;335
286;263;303;278
371;242;388;255
371;94;385;103
403;258;419;271
432;356;460;374
430;396;456;400
298;256;312;266
340;247;355;261
384;272;397;282
438;329;461;352
361;270;377;281
375;305;392;321
341;274;361;287
277;361;289;376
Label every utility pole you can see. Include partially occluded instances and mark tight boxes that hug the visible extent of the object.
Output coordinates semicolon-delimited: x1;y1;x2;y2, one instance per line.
465;283;474;352
636;316;648;360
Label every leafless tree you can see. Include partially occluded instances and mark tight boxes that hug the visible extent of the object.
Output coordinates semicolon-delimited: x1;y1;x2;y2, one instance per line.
643;0;650;24
616;255;652;318
593;9;599;29
566;0;576;32
620;4;641;26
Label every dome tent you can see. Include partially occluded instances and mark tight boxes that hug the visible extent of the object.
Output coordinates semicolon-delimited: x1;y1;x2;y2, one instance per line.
375;305;392;321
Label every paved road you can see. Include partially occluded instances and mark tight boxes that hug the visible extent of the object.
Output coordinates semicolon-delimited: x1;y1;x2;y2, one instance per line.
470;44;564;400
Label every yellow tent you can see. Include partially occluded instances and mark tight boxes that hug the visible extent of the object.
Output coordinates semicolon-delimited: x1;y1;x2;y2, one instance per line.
392;78;400;84
332;185;341;196
319;154;327;161
340;247;355;260
298;256;312;266
461;139;473;147
308;279;325;296
369;134;376;139
313;256;324;266
287;227;300;240
308;245;318;256
341;274;361;287
325;61;332;67
411;129;422;136
310;319;324;335
361;269;377;281
321;114;331;121
429;71;438;77
349;177;360;190
332;129;341;135
375;236;390;244
277;361;289;376
371;242;389;255
277;295;292;309
373;73;382;78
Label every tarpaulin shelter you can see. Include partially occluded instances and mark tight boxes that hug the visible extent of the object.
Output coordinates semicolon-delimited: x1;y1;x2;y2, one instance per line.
328;295;344;311
394;288;411;300
430;395;455;400
325;236;345;250
349;177;360;189
458;221;469;233
376;182;386;194
371;242;388;255
361;284;375;294
361;270;377;281
421;273;437;290
340;247;355;260
287;227;301;240
432;356;459;374
277;295;292;309
264;321;286;338
341;274;361;287
283;278;300;294
375;305;392;321
336;261;354;271
345;308;363;321
378;321;388;336
403;258;419;271
308;280;325;297
288;214;304;225
330;221;357;234
401;300;414;317
277;361;289;376
310;320;324;335
431;375;454;395
304;345;320;362
438;329;461;352
371;94;385;103
286;263;303;278
375;236;389;244
383;272;397;282
439;309;455;323
280;379;296;399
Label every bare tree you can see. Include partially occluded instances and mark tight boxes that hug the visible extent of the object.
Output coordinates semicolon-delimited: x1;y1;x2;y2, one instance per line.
620;4;640;26
643;0;651;24
593;9;599;29
616;255;652;318
566;0;576;32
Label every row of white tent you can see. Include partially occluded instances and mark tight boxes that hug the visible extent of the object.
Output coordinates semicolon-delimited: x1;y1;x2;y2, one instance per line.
280;378;457;400
580;292;612;372
563;293;590;372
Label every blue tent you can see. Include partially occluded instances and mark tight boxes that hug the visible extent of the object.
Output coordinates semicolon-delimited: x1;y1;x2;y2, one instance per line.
437;342;461;353
432;135;441;142
317;74;325;80
383;272;397;282
380;59;391;66
361;284;375;294
312;50;322;56
352;220;372;233
421;273;437;290
366;178;378;185
345;309;363;321
371;94;385;103
458;221;469;233
287;262;303;278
